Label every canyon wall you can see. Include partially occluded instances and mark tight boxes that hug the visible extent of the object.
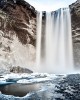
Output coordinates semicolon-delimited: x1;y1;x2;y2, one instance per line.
70;0;80;68
0;0;36;73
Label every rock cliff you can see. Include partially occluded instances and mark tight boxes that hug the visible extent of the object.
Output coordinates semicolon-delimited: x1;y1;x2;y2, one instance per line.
0;0;37;73
70;0;80;68
0;0;80;73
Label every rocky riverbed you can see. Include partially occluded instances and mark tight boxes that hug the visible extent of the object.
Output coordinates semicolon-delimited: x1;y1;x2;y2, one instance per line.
0;73;79;100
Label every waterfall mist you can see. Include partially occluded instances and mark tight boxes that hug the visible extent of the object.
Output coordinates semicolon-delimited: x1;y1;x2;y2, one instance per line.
36;8;74;74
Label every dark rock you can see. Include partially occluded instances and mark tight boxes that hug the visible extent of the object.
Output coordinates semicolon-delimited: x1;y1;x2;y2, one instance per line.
70;0;80;37
70;0;80;68
55;74;80;100
10;66;33;73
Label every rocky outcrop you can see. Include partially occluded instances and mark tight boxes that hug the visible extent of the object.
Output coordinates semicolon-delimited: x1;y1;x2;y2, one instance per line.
0;0;36;73
70;0;80;68
10;66;33;73
0;0;36;46
70;0;80;42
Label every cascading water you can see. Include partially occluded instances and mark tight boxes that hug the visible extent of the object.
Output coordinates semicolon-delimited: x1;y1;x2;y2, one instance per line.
36;12;42;71
36;8;74;74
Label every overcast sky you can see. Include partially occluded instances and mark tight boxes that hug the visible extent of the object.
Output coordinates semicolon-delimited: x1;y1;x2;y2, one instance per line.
25;0;77;11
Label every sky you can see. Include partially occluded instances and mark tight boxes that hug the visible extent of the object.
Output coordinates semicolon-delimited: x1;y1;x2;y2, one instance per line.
25;0;77;11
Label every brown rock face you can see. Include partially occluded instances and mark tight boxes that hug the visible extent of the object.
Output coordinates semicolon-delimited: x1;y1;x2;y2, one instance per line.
0;0;37;73
0;0;36;46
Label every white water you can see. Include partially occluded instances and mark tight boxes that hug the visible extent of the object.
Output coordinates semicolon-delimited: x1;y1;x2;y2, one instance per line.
36;8;74;74
36;12;42;70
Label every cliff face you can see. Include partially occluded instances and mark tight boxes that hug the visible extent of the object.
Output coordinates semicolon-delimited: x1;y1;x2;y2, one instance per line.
0;0;37;73
0;0;36;46
70;0;80;68
70;0;80;42
0;0;80;73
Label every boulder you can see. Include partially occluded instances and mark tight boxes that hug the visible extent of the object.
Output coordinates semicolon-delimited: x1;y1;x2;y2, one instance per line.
10;66;33;73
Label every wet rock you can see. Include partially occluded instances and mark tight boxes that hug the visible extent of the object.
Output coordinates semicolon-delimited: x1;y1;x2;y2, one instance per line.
70;0;80;68
10;66;33;73
70;0;80;40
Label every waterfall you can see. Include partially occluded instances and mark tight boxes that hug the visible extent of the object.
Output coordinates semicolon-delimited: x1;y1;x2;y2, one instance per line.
36;8;74;74
36;12;42;71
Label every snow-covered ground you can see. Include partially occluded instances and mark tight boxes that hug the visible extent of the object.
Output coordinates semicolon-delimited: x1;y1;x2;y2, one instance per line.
0;73;79;100
0;73;58;84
